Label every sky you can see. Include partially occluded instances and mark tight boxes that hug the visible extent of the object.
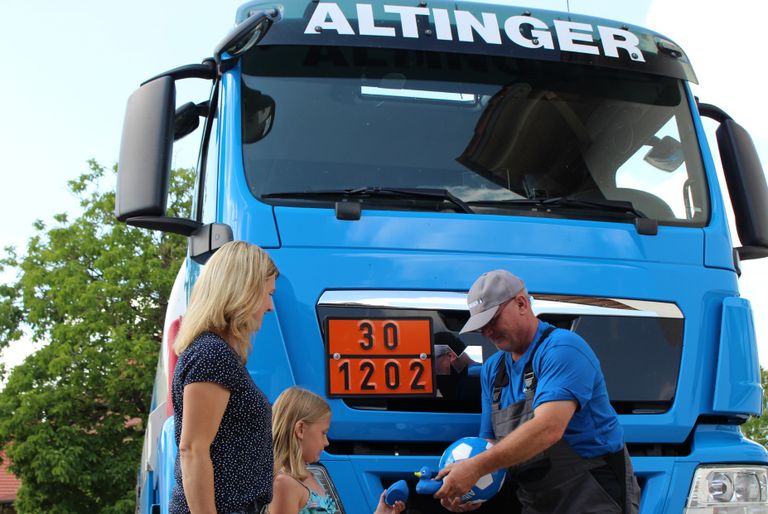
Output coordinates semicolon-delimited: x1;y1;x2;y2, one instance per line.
0;0;766;371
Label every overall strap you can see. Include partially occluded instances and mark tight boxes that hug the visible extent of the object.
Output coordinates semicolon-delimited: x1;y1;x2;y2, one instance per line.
492;326;556;409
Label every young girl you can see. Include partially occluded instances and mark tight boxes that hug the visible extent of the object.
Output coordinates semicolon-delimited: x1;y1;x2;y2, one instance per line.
270;387;406;514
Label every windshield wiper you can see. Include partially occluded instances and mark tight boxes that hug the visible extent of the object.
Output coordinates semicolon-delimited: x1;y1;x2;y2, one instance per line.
468;196;658;235
262;187;474;214
468;196;646;218
539;197;648;219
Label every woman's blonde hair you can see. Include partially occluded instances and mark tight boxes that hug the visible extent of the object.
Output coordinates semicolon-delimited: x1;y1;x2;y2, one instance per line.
272;386;331;480
173;240;278;362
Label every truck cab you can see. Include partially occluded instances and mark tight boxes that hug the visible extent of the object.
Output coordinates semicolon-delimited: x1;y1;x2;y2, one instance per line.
117;2;768;513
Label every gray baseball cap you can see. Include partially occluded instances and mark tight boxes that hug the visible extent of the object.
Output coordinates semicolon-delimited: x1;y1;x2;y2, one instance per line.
460;270;527;333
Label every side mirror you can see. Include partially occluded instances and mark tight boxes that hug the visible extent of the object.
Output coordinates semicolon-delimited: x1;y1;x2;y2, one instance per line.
644;135;684;172
116;63;215;236
242;88;275;144
215;12;272;64
116;76;175;221
174;101;209;141
699;102;768;260
716;119;768;259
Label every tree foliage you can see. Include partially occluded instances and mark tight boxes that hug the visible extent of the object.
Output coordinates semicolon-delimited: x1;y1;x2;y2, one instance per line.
0;161;192;513
743;367;768;447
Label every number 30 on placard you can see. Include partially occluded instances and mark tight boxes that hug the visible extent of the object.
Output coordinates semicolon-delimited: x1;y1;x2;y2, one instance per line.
357;320;400;350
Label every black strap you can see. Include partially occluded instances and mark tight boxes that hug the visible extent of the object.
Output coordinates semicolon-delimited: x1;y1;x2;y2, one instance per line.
601;447;630;512
492;326;556;409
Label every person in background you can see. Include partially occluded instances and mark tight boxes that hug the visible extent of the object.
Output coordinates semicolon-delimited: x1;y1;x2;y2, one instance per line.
170;241;278;514
435;332;481;403
435;270;640;514
269;386;406;514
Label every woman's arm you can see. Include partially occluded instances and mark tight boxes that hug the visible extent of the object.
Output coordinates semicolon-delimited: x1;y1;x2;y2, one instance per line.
268;474;305;514
178;382;231;514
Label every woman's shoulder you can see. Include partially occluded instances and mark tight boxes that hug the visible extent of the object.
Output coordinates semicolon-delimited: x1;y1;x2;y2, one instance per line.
193;331;227;347
175;332;243;384
183;332;237;359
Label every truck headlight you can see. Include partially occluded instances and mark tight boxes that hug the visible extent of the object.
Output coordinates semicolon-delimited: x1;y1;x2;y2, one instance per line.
307;464;345;514
685;465;768;513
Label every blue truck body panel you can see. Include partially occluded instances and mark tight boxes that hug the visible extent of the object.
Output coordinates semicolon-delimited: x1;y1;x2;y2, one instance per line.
714;297;762;414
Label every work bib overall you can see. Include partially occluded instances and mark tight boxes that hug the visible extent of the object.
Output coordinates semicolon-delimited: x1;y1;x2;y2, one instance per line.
491;327;640;514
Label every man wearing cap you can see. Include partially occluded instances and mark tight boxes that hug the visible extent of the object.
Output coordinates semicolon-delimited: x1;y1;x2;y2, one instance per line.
434;270;640;514
434;332;481;403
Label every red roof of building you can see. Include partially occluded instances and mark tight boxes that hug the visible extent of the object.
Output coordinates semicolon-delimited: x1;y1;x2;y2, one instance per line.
0;452;20;503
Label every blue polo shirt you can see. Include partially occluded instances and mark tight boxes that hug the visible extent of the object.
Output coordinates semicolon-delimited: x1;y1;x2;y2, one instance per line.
479;321;624;458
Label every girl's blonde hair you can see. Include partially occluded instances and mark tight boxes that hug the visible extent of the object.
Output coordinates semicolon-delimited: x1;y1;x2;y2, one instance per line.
173;240;278;362
272;386;331;480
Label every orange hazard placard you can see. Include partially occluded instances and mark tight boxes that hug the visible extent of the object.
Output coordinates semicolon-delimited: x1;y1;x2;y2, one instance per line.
326;318;434;397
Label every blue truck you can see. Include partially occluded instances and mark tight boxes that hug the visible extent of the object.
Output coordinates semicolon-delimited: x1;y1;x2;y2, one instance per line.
116;2;768;513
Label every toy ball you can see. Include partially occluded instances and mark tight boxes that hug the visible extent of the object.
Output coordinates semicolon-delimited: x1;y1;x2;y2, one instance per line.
439;436;506;503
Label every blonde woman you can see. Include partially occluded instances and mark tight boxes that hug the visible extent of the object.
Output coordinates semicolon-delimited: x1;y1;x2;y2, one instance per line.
270;386;406;514
170;241;278;514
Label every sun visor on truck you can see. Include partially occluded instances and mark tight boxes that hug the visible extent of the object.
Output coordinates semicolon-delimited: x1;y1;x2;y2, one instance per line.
237;1;697;84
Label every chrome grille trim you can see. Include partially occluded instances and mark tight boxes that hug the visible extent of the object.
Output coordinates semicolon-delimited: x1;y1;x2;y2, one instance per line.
317;291;682;318
317;290;467;310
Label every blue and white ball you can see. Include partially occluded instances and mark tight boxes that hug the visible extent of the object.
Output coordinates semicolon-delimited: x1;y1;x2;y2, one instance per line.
439;437;506;503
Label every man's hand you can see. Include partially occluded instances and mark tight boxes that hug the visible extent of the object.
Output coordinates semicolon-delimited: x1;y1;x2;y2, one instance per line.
432;459;483;512
439;495;483;513
434;459;481;504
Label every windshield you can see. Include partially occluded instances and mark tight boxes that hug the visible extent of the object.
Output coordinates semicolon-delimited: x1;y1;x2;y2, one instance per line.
241;45;709;225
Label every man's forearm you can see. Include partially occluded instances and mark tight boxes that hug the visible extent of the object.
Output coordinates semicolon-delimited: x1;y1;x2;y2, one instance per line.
472;407;569;476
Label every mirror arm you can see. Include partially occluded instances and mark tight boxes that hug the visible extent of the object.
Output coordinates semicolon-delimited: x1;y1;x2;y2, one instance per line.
697;102;730;124
141;59;217;86
189;224;234;264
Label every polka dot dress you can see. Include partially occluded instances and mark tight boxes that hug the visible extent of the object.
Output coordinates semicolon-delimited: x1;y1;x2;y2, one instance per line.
170;332;273;513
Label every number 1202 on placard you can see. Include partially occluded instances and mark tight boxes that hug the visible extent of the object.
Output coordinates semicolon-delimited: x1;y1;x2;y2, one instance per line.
325;318;434;397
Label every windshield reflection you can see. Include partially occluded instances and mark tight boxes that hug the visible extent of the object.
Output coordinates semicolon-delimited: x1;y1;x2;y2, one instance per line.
240;45;708;226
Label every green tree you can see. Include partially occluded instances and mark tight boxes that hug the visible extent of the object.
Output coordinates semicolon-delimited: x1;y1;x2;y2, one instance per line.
0;161;193;514
743;367;768;447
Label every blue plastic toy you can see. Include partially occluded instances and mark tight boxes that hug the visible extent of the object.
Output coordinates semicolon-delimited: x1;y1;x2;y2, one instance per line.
384;479;409;506
414;466;442;495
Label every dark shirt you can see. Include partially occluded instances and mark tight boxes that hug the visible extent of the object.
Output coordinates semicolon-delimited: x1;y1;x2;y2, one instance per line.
170;332;273;513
